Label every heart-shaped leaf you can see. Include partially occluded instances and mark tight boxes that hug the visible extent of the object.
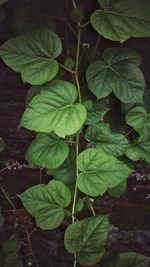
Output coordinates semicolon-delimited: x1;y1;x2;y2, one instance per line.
47;147;76;185
64;215;109;266
91;0;150;42
18;180;71;230
26;133;69;169
77;148;132;196
104;252;150;267
125;139;150;163
20;80;87;138
126;107;150;140
3;234;21;254
85;122;129;157
0;28;62;85
86;48;145;103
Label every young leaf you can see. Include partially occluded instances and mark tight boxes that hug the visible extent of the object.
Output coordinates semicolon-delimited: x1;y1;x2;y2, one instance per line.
85;122;129;157
4;253;23;267
64;215;109;266
90;0;150;42
86;100;109;125
47;147;76;185
26;133;69;169
86;48;145;103
3;234;21;254
126;107;150;140
104;252;150;267
20;80;87;138
0;28;62;85
18;180;71;230
77;148;133;196
125;139;150;163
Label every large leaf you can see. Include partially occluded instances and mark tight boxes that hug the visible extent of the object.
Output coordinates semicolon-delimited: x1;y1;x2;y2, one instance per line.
86;48;144;103
104;252;150;267
26;133;69;169
85;122;129;157
47;147;76;185
77;148;132;196
0;28;62;85
125;139;150;163
91;0;150;42
18;180;71;230
20;80;87;138
86;100;109;125
126;107;150;140
64;215;109;266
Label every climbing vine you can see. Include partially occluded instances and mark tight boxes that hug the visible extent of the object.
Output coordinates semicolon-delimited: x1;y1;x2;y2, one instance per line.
0;0;150;266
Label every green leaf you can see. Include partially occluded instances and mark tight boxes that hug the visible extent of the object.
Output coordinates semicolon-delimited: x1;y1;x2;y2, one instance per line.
0;212;4;228
0;28;62;85
104;252;150;267
3;234;21;254
4;253;23;267
64;215;109;266
143;89;150;112
47;147;76;185
126;107;150;140
25;85;42;106
125;139;150;163
86;100;109;125
26;133;69;169
85;122;129;157
86;48;145;103
90;0;150;42
18;180;71;230
77;148;132;196
108;180;126;198
20;80;87;138
0;137;6;152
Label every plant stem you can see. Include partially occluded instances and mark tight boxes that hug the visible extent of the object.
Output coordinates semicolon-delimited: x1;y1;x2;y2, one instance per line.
0;185;16;210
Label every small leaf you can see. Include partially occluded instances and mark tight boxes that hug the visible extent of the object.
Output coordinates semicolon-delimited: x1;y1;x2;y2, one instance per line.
77;148;132;196
0;28;62;85
20;80;87;138
18;180;71;230
4;253;23;267
104;252;150;267
86;100;109;125
126;107;150;140
47;147;76;185
26;133;69;169
86;48;145;103
125;139;150;163
90;0;150;42
3;234;21;254
64;215;109;266
108;180;126;198
85;122;129;157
